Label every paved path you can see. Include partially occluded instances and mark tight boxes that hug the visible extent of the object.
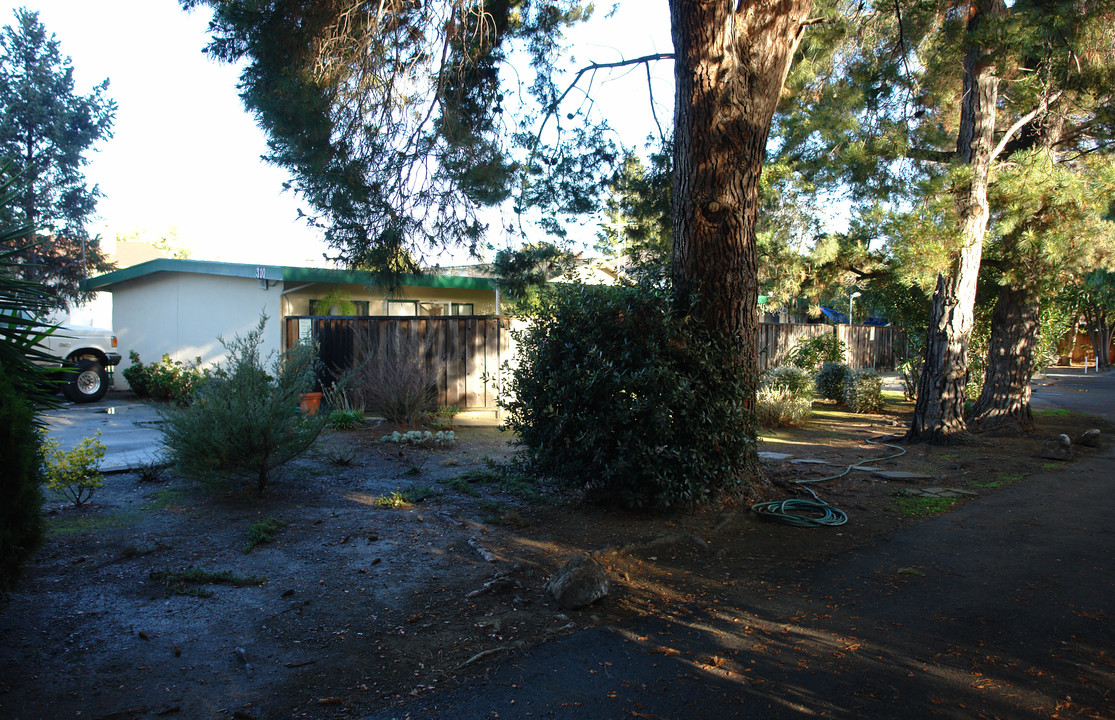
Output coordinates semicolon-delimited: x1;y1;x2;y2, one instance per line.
362;369;1115;720
40;393;165;473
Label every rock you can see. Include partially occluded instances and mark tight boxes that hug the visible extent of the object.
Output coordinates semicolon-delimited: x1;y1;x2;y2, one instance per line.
758;451;794;462
1076;428;1101;448
873;470;935;481
545;554;609;610
1040;434;1073;461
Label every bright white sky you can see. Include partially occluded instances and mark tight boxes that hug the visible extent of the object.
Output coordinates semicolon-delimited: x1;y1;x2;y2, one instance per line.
1;0;674;268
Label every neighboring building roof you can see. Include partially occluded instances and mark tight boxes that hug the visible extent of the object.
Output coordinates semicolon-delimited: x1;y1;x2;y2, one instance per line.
83;259;498;292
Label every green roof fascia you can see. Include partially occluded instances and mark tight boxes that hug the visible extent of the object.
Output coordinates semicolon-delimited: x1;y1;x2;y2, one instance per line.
83;259;496;292
83;259;284;291
281;266;496;291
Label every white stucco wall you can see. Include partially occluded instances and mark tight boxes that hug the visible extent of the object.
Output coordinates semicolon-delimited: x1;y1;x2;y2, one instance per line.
110;272;283;390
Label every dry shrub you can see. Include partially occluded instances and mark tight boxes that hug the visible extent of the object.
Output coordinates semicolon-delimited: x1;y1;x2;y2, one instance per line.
353;327;437;426
756;386;813;427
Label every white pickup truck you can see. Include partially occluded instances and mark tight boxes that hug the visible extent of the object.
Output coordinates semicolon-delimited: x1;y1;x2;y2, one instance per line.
37;321;122;403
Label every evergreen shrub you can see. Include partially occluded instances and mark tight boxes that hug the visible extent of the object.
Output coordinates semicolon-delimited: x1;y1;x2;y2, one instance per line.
844;369;885;413
815;362;851;402
501;282;756;510
159;315;325;494
0;372;43;595
787;332;846;372
122;351;207;405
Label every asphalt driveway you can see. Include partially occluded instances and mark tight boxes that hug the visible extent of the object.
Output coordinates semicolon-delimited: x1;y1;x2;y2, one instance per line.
40;392;165;473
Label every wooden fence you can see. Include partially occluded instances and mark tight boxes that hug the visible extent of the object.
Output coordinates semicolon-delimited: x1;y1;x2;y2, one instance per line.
286;316;908;409
285;315;506;409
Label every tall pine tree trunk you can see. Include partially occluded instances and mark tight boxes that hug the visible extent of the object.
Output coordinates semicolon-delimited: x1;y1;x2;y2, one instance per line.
969;282;1038;433
669;0;811;490
908;0;1003;444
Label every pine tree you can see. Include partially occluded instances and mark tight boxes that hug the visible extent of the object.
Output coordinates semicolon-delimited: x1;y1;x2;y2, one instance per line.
0;8;116;310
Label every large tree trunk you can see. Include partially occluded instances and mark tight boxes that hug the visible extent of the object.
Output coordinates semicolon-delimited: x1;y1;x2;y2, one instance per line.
908;0;1003;444
669;0;811;490
968;282;1039;433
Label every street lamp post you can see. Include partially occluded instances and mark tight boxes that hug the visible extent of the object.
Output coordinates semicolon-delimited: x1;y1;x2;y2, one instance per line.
849;291;862;325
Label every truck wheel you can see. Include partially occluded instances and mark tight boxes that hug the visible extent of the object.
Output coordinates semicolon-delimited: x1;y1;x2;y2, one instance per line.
64;360;109;403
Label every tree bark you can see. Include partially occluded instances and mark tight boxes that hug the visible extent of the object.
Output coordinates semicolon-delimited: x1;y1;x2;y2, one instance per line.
968;282;1038;433
907;0;1004;444
1084;309;1112;371
669;0;812;488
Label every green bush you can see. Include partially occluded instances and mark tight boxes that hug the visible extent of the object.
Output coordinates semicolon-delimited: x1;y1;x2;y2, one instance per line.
787;332;846;372
815;362;851;402
327;408;365;429
501;281;756;510
41;431;106;507
123;351;207;405
0;372;43;595
843;369;885;413
159;315;326;494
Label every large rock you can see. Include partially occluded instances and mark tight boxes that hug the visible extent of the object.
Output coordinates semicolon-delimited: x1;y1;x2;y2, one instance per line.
1040;434;1073;461
545;554;609;610
1076;429;1102;448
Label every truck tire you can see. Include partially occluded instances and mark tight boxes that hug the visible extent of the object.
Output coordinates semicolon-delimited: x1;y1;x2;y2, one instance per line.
64;359;109;403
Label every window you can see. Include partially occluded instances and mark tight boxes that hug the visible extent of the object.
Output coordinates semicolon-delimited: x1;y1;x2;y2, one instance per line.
308;299;369;316
387;300;418;316
452;303;474;316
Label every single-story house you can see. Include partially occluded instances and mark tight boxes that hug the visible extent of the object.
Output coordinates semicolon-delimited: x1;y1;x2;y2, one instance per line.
84;259;501;389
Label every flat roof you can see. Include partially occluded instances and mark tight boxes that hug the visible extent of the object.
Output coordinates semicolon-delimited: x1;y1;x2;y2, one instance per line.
84;259;497;292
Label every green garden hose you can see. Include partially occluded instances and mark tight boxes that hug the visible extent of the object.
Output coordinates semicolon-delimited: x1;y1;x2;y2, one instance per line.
750;435;907;528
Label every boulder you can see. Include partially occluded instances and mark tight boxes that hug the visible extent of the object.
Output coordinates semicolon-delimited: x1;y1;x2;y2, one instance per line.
1039;434;1073;461
1076;428;1102;448
545;554;609;610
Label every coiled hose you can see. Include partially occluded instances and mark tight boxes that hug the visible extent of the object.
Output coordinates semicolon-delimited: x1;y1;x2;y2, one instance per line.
750;435;907;528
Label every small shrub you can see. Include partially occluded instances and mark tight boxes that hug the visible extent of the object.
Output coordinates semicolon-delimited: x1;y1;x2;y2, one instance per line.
327;409;365;429
123;351;207;405
430;405;460;430
369;484;441;507
815;362;851;402
135;456;167;483
0;373;44;595
318;445;357;466
41;431;106;507
787;333;846;372
244;517;285;553
761;365;814;397
158;314;326;495
756;386;813;427
380;430;457;448
353;330;437;426
844;369;885;413
897;355;923;401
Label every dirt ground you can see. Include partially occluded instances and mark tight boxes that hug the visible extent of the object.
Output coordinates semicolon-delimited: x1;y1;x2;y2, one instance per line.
1;394;1110;720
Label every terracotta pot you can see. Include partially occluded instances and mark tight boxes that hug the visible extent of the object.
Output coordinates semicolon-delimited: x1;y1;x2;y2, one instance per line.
299;392;322;415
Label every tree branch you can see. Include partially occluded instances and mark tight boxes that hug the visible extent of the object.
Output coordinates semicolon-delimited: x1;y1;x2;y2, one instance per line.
534;53;675;145
990;91;1063;162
